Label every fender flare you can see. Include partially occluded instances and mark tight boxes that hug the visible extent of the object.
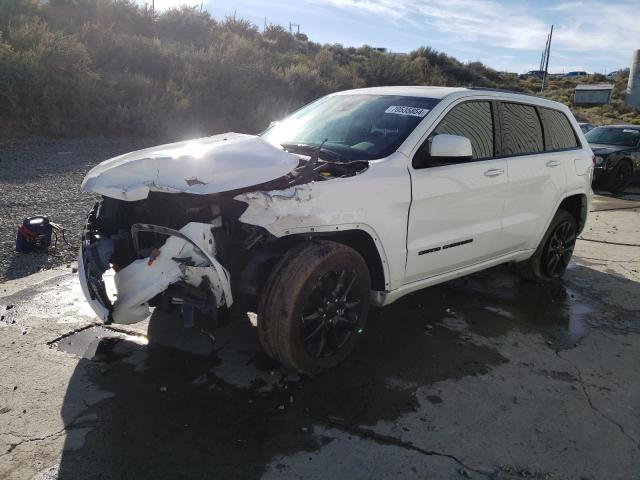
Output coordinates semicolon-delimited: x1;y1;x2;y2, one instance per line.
534;190;589;247
274;222;392;291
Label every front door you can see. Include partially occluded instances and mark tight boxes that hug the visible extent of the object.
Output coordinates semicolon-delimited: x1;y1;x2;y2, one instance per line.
405;100;510;283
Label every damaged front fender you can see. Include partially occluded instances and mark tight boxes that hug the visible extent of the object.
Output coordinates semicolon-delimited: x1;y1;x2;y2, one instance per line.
79;221;232;325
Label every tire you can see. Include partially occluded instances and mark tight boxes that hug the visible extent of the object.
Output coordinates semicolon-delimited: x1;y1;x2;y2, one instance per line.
606;160;633;194
515;209;577;283
257;240;371;375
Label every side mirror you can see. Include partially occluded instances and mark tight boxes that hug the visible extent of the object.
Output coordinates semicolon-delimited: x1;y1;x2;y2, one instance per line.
429;134;472;163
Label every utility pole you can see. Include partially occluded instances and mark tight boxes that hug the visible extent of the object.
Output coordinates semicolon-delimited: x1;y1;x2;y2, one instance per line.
540;25;553;93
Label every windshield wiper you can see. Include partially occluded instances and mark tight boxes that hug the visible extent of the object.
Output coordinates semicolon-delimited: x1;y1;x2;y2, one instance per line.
280;142;344;162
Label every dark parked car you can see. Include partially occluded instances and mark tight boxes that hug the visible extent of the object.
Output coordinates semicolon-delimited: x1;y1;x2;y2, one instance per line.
586;125;640;192
564;71;588;78
579;122;595;134
519;70;545;80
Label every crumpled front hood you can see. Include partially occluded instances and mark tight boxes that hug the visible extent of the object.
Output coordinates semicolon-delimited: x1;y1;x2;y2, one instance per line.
82;133;300;201
589;143;632;156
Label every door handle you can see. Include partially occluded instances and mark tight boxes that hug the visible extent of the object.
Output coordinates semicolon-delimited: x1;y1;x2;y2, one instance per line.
546;160;561;167
484;168;504;177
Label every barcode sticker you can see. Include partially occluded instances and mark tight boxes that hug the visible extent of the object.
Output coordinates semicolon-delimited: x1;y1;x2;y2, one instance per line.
384;106;430;117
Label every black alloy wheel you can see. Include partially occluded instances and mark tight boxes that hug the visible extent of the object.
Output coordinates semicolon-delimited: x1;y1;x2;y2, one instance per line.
300;268;364;358
541;220;576;278
258;240;371;374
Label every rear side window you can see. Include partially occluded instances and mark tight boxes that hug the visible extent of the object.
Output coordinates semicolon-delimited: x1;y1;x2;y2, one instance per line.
539;108;580;150
498;102;544;156
431;101;494;159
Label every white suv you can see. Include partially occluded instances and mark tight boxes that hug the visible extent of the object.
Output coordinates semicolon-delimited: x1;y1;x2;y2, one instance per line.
79;87;593;374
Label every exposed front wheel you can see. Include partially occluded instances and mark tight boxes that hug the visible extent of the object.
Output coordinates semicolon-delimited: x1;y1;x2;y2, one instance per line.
515;210;577;282
258;241;371;375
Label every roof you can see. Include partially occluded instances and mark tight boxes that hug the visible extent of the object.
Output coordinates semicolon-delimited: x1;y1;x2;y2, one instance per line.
575;84;614;91
333;86;468;99
331;85;571;111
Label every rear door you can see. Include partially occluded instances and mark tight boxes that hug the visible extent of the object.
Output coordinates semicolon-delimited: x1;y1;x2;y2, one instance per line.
500;103;571;251
405;100;510;283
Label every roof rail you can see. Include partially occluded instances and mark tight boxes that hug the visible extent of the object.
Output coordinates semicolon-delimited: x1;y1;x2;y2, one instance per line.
468;87;540;98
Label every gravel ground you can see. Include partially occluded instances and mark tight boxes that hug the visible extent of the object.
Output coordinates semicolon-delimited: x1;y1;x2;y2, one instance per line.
0;138;153;282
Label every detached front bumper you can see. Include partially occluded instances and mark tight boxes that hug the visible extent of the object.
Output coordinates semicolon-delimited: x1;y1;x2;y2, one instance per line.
78;220;233;325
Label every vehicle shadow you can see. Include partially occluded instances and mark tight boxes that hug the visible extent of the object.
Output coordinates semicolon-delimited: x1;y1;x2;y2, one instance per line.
593;182;640;200
53;264;632;479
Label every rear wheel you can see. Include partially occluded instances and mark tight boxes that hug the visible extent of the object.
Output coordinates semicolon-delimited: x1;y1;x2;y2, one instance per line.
515;209;577;282
607;160;633;194
258;241;371;375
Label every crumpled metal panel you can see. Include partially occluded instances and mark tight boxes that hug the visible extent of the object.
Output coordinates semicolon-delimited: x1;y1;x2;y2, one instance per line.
82;133;300;201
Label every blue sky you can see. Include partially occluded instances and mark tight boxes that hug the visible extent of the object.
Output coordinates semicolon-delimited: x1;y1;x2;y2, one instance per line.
153;0;640;74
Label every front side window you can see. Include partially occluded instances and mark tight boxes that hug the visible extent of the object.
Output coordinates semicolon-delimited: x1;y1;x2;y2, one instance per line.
429;101;495;160
499;102;544;156
261;94;441;161
585;127;640;147
539;108;580;151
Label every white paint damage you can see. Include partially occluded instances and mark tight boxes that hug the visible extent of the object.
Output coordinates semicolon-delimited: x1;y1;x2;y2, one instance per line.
81;133;300;201
79;222;231;325
234;181;368;237
235;186;315;230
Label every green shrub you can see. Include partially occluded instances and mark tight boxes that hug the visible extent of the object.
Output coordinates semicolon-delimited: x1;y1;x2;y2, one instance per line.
1;0;632;139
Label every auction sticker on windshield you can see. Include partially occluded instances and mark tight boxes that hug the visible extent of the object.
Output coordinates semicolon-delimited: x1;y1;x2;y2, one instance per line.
384;106;430;117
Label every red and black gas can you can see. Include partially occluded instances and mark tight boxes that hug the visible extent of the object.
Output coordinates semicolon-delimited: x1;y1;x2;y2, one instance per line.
15;216;53;253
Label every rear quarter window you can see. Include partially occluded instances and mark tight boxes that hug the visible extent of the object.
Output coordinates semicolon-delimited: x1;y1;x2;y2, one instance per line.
539;108;580;151
498;102;544;156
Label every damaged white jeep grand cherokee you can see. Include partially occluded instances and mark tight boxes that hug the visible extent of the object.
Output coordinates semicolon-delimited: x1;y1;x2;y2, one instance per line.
79;87;593;374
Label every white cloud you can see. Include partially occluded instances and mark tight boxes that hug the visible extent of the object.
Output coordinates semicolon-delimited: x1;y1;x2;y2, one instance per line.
547;1;640;55
311;0;640;67
314;0;550;50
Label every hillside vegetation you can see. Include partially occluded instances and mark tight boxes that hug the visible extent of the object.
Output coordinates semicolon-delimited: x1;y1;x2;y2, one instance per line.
1;0;638;140
535;73;640;126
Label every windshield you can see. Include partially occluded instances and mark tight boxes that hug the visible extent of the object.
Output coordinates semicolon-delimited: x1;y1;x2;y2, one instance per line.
586;127;640;147
261;94;441;161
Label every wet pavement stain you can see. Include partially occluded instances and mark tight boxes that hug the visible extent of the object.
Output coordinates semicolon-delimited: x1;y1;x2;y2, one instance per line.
52;287;510;479
44;263;637;479
51;326;148;360
405;264;598;350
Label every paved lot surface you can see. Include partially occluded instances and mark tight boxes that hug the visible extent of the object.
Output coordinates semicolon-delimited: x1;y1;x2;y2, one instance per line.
1;194;639;480
0;138;151;281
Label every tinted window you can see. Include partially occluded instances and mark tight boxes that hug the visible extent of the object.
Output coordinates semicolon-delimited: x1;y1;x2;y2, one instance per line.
431;101;494;159
585;127;640;147
539;108;579;150
499;102;544;156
